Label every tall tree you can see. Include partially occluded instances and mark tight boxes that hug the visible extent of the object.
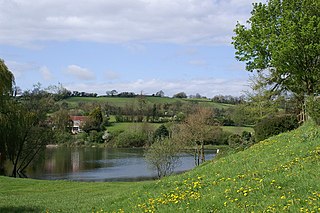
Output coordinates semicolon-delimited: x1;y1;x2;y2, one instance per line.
0;59;15;174
0;88;54;177
232;0;320;96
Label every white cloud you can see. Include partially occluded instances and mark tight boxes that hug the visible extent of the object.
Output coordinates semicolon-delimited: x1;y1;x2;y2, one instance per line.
105;70;120;80
65;65;95;80
0;0;262;46
64;77;249;97
5;61;37;78
39;66;54;81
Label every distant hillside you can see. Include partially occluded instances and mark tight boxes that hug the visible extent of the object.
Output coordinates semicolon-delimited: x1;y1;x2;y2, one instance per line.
62;96;234;109
1;122;319;212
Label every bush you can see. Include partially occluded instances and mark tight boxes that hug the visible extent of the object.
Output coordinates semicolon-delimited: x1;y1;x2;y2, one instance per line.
154;124;169;139
254;114;299;142
115;131;147;148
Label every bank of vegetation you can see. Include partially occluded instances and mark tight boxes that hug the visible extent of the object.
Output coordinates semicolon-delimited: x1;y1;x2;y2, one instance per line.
0;121;319;212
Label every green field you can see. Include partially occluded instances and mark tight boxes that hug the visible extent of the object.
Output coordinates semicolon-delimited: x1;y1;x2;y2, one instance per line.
222;126;254;134
1;122;319;212
63;96;234;109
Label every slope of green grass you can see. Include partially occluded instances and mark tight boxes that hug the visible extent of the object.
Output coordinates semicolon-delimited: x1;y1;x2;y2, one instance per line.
1;122;319;212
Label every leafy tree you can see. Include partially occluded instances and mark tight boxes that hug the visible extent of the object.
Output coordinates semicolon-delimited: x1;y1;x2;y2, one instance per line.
145;138;180;178
0;59;15;173
83;107;103;132
232;0;320;96
52;109;72;132
0;59;14;97
0;94;54;177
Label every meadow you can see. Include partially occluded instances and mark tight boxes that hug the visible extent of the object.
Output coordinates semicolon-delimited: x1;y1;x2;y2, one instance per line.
1;121;319;212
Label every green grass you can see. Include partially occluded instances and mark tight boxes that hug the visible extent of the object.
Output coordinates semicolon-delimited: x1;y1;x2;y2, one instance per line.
222;126;254;134
1;122;320;212
106;122;162;134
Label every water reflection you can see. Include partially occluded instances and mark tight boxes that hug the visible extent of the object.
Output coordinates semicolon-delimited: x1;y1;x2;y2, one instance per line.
24;147;216;182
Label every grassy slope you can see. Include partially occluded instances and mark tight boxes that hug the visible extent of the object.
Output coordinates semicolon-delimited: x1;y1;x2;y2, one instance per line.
1;122;319;212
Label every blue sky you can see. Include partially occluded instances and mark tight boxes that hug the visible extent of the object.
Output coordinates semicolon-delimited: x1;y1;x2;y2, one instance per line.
0;0;262;97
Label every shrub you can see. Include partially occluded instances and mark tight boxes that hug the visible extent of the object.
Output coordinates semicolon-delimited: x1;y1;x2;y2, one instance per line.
154;124;169;139
254;114;299;142
115;131;147;148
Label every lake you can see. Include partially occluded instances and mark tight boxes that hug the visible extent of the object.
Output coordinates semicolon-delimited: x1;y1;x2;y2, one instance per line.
21;147;216;182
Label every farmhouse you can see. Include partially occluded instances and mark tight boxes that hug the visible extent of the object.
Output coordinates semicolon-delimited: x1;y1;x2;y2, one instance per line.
70;116;88;134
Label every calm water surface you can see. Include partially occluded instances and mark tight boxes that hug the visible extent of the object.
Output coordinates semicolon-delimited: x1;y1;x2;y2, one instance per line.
25;147;216;182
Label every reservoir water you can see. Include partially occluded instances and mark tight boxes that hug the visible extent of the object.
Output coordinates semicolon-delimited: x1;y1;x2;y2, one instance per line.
21;147;216;182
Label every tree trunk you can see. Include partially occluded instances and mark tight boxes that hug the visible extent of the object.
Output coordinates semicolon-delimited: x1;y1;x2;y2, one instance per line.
200;142;205;163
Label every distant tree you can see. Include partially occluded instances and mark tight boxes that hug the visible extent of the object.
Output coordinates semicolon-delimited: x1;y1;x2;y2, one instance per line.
52;109;72;132
106;90;118;96
155;90;165;97
175;107;215;165
82;107;103;132
173;92;187;99
154;124;169;139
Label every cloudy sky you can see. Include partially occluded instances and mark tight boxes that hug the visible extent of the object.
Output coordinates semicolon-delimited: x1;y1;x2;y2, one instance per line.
0;0;262;97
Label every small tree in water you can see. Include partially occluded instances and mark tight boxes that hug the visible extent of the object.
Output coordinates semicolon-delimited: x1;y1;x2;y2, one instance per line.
145;138;180;178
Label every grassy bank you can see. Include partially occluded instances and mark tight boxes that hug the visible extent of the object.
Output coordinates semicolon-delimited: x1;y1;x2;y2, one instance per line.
1;122;319;212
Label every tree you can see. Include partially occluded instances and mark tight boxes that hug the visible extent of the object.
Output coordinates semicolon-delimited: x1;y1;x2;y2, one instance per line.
0;59;15;174
145;138;180;178
173;92;187;99
175;107;215;165
232;0;320;97
52;109;72;132
106;90;118;96
0;91;54;177
155;90;165;97
82;107;103;132
0;59;15;97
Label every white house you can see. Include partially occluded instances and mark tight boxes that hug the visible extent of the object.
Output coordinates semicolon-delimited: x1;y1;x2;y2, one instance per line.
70;116;87;134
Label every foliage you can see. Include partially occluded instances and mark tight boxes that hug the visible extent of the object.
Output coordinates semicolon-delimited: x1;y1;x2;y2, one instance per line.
114;131;147;148
52;109;72;132
173;92;187;99
87;131;104;144
0;100;54;177
153;124;169;140
306;96;320;125
254;114;299;142
82;107;103;132
0;59;14;97
232;0;320;96
145;138;180;178
174;107;216;165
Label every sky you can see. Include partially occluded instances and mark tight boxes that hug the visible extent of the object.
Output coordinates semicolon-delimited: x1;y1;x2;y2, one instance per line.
0;0;262;97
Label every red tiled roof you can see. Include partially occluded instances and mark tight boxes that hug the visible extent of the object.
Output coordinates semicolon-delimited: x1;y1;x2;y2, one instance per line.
70;116;88;121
